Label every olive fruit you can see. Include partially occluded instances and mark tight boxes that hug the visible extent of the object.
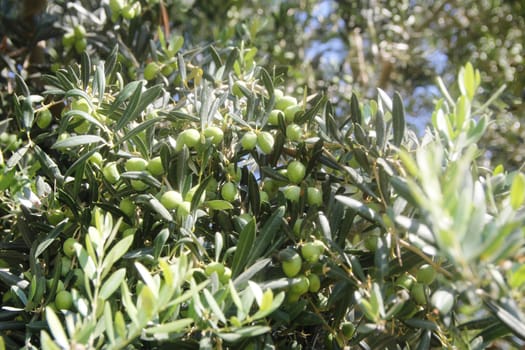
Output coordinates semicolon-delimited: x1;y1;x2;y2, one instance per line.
55;290;73;310
290;275;310;295
102;162;120;184
147;156;164;176
395;273;416;291
203;126;224;145
144;62;160;81
71;98;91;113
301;240;324;263
257;131;274;154
160;190;183;210
306;187;323;206
241;131;257;150
125;157;148;172
308;274;321;293
36;108;52;129
220;267;232;284
416;264;436;285
284;104;302;123
176;128;200;151
89;152;103;167
275;95;297;111
74;38;87;54
287;161;306;184
119;197;135;217
341;322;356;339
286;123;302;141
221;182;237;202
267;109;284;126
280;249;302;278
130;180;148;191
63;238;77;258
205;262;225;277
283;185;301;202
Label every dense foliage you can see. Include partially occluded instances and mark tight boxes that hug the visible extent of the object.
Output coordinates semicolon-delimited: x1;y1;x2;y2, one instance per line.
0;1;524;349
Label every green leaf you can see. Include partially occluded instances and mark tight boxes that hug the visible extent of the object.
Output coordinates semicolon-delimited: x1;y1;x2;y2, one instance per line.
52;135;105;149
40;331;62;350
335;195;384;228
115;81;143;131
45;308;69;349
104;302;115;344
510;173;525;210
137;285;156;325
232;218;256;277
34;221;68;258
99;268;126;300
205;200;234;210
350;93;362;125
392;92;405;147
484;298;525;340
203;289;226;324
145;318;193;334
80;51;91;90
245;206;285;266
101;235;134;279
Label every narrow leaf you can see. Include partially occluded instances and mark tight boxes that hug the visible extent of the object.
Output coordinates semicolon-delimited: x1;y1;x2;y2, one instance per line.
52;135;105;149
392;92;405;147
99;268;126;300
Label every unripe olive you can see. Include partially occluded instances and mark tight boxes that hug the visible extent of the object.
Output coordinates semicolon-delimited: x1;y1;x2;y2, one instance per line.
89;152;103;168
119;197;135;217
130;180;148;191
416;264;436;285
290;275;310;295
395;273;416;291
73;25;86;38
160;190;183;210
144;62;160;81
219;267;232;284
286;123;302;141
308;274;321;293
268;109;284;126
36;108;52;129
103;162;120;184
203;126;224;145
241;131;257;150
284;104;302;123
257;131;274;154
71;98;91;113
55;290;73;310
147;156;164;176
109;0;125;13
62;32;75;47
62;238;77;258
341;322;356;339
176;128;200;151
221;182;237;202
287;161;306;184
280;249;302;278
301;240;324;263
205;262;225;277
306;187;323;206
275;95;297;112
282;185;301;202
176;201;191;222
125;157;148;172
74;38;87;54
